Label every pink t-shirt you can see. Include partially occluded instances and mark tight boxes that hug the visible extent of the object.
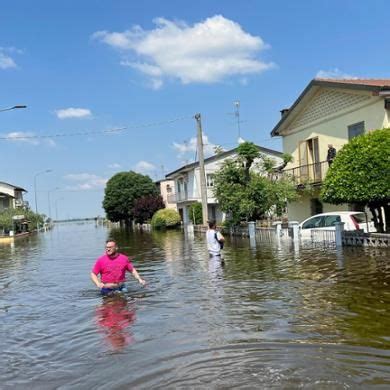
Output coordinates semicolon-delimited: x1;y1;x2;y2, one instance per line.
92;253;134;283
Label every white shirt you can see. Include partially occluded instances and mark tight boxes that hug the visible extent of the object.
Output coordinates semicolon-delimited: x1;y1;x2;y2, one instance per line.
206;229;223;255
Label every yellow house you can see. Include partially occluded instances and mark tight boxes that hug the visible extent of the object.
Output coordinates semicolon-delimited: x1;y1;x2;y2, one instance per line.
270;78;390;222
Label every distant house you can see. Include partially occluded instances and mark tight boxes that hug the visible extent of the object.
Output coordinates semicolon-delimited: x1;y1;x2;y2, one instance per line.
155;179;177;210
165;146;283;224
0;181;27;211
270;78;390;222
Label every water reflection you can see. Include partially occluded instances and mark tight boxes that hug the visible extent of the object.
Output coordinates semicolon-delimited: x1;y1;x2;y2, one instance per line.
95;295;136;351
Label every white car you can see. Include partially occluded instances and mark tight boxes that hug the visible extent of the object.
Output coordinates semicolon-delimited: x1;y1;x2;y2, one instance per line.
299;211;376;238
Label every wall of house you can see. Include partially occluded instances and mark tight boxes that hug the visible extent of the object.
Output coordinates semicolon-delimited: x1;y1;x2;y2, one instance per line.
158;180;177;210
282;90;386;169
288;195;350;222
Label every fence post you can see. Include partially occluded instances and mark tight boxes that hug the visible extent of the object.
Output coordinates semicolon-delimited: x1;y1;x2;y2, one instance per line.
248;221;255;238
289;221;300;241
273;221;282;237
334;221;344;247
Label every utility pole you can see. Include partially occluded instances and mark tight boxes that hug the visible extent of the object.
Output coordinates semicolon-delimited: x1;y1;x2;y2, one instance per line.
195;113;208;225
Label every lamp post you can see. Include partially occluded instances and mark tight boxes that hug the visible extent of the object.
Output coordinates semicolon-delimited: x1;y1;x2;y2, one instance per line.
0;105;27;113
55;197;64;221
34;169;51;230
47;187;59;221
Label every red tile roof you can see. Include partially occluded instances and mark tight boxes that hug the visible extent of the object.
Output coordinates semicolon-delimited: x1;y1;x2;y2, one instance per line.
315;78;390;87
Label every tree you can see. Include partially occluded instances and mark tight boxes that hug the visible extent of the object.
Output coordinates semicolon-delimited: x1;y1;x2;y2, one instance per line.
188;202;203;224
132;195;165;224
321;128;390;232
213;142;297;225
103;171;158;223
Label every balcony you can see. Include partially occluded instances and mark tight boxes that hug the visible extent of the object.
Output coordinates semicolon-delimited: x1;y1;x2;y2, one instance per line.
282;160;330;185
167;193;189;203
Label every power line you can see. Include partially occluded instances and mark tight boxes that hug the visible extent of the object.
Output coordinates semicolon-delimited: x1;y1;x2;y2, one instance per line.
0;115;192;141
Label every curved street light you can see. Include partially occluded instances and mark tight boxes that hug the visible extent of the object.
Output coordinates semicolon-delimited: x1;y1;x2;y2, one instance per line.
54;197;64;221
0;105;27;113
47;187;60;220
34;169;52;227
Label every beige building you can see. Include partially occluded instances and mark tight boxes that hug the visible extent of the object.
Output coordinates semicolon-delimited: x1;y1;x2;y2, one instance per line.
155;179;177;210
271;78;390;222
0;181;27;211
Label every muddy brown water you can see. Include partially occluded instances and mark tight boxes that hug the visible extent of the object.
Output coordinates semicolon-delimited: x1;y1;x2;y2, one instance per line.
1;222;389;389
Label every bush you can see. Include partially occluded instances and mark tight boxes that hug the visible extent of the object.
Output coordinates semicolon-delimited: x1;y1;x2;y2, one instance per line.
151;208;181;229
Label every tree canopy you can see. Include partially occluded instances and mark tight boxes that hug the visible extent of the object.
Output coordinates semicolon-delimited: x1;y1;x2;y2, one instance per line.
132;195;165;224
321;128;390;231
103;171;158;222
213;141;297;225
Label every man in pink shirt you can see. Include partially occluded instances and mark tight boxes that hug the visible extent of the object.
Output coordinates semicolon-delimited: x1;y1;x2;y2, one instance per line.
91;239;146;295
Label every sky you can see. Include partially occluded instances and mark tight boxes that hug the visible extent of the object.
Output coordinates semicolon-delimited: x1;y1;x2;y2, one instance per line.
1;0;389;219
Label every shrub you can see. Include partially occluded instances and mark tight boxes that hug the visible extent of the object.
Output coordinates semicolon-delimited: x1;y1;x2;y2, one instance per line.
151;208;181;229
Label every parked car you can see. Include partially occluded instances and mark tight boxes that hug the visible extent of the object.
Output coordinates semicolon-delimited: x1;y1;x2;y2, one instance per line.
299;211;376;238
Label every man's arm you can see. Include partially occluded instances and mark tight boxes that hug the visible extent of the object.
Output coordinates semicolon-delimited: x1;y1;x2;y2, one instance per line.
131;268;146;286
90;272;104;289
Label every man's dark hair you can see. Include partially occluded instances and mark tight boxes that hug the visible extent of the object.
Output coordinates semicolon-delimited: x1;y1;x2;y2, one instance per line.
106;238;117;245
208;220;216;229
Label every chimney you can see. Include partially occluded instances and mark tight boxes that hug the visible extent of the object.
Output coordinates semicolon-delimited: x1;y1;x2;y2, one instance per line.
280;108;289;117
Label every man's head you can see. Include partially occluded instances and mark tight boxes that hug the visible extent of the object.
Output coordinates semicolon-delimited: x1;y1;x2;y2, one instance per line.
105;239;118;257
328;144;333;149
208;220;216;229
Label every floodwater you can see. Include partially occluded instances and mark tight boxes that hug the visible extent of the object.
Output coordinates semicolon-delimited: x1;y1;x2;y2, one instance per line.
0;223;389;389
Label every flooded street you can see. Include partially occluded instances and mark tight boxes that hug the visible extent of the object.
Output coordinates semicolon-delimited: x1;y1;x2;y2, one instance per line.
1;222;389;389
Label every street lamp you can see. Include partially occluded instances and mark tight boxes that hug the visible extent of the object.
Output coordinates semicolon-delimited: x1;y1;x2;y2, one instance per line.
0;105;27;113
34;169;52;230
54;197;64;221
47;187;60;221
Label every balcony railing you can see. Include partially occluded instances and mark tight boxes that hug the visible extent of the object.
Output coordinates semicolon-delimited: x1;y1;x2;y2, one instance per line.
282;160;330;185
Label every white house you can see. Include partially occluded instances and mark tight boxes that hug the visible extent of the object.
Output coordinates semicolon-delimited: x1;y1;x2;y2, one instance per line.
165;146;283;224
270;78;390;222
0;181;27;211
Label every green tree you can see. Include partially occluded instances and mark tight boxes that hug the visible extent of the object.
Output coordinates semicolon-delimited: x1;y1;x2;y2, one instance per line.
188;202;203;224
0;208;44;234
103;171;158;223
213;142;297;225
321;128;390;232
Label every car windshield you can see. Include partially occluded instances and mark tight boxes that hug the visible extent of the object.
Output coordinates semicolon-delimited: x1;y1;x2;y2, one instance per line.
302;216;323;229
352;213;366;223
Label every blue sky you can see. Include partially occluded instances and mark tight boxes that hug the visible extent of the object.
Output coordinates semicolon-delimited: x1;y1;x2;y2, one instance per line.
1;0;388;219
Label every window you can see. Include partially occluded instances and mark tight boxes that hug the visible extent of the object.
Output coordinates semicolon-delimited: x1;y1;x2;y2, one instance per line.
206;174;215;188
323;215;341;227
302;216;324;229
348;121;365;140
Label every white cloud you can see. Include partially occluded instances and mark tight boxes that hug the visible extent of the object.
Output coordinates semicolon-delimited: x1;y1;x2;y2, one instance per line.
173;135;216;159
134;160;156;174
316;68;358;79
0;52;17;69
55;108;92;119
108;163;121;169
3;131;56;147
4;132;39;144
93;15;274;86
64;173;107;190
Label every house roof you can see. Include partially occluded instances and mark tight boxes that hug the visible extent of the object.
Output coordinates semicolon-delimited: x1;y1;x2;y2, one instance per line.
0;181;27;192
165;145;283;179
270;78;390;137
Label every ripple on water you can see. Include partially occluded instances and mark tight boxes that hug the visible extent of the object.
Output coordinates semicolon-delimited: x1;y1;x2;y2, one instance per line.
0;224;390;389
